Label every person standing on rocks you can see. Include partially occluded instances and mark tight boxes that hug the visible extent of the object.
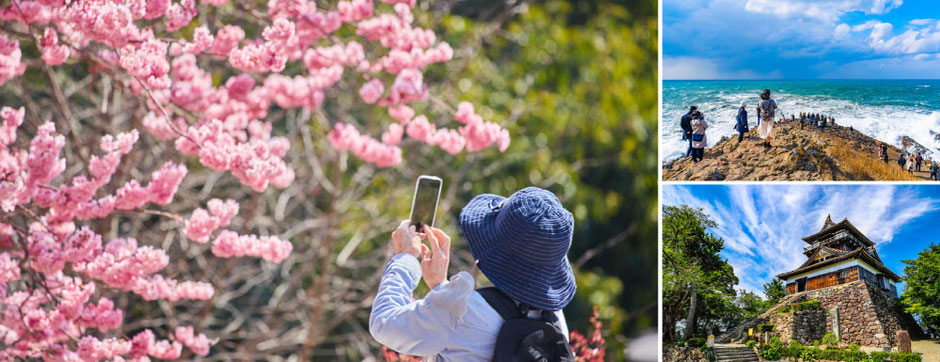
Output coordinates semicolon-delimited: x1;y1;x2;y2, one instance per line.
879;143;889;164
734;103;749;142
681;106;696;158
819;115;827;132
757;89;776;148
690;111;708;163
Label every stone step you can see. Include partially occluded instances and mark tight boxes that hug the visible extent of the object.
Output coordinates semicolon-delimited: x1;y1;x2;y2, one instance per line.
714;346;759;362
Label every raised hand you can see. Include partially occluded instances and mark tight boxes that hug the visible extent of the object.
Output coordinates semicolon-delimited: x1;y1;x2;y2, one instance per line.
420;225;451;290
391;220;423;258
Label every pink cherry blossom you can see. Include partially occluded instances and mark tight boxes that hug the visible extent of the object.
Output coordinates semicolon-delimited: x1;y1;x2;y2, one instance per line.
359;78;384;104
0;35;25;86
174;326;211;356
210;25;245;56
38;28;69;66
381;123;404;146
388;104;414;124
339;0;374;22
0;106;24;148
211;230;293;263
185;208;219;243
427;128;465;155
387;67;427;104
405;115;433;142
208;198;239;227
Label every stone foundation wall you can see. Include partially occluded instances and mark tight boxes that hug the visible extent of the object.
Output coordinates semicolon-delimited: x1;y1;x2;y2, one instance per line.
764;280;922;348
771;310;826;345
663;346;707;362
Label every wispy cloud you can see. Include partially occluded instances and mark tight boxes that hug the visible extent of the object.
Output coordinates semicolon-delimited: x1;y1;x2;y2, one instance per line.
663;185;939;296
664;0;940;78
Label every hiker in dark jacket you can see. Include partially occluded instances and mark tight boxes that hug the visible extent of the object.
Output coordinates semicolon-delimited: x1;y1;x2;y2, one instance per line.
735;103;749;142
931;162;939;181
681;106;696;157
879;143;889;164
898;154;907;169
916;153;924;172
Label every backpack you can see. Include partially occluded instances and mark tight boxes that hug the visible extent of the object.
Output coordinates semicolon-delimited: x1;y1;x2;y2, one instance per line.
477;287;574;362
759;99;774;119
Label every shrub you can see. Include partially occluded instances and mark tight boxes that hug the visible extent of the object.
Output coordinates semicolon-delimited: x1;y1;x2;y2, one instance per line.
868;351;891;362
686;337;706;348
792;300;822;312
800;348;818;362
757;324;775;332
821;333;839;347
842;349;867;362
812;340;820;346
895;352;923;362
784;340;805;358
745;340;756;348
758;343;783;360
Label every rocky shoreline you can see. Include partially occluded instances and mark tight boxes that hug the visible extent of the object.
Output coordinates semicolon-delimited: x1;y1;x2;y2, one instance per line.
663;120;936;181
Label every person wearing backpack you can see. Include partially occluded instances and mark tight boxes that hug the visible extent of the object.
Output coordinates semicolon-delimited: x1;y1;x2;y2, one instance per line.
734;103;748;142
681;106;697;157
757;89;776;148
370;187;576;361
690;111;708;162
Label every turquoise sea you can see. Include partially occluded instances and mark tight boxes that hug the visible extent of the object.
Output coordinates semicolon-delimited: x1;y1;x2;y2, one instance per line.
661;80;940;161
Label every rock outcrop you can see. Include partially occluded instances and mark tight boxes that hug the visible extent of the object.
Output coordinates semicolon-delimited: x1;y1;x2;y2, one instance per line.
663;121;931;181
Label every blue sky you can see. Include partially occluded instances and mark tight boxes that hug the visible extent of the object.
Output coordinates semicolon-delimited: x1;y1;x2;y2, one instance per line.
663;184;940;297
663;0;940;79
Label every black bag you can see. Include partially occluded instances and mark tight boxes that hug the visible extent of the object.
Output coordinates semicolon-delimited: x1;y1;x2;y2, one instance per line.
476;287;574;362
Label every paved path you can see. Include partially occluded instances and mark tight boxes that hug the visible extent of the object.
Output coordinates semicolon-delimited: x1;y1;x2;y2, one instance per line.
912;340;940;362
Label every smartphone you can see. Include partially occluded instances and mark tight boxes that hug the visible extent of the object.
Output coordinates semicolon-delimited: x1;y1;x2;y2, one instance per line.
409;175;442;230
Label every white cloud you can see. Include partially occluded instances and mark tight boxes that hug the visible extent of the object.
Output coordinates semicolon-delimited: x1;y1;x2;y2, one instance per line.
663;57;781;80
744;0;902;21
834;23;852;39
849;19;940;54
663;185;938;298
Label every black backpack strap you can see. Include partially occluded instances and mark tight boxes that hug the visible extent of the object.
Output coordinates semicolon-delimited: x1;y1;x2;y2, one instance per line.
477;287;524;321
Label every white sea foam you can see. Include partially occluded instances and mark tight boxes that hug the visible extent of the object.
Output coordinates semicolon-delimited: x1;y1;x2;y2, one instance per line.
662;93;940;162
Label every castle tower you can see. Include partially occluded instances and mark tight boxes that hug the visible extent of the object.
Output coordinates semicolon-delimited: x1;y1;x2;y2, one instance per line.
777;216;899;296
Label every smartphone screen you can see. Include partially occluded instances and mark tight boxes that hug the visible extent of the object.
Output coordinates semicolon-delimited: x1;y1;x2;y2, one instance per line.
409;176;442;230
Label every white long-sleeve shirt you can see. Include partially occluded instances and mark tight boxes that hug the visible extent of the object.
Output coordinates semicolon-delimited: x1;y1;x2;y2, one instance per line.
369;253;568;361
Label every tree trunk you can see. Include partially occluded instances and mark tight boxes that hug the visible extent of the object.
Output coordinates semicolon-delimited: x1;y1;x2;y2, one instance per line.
686;288;699;339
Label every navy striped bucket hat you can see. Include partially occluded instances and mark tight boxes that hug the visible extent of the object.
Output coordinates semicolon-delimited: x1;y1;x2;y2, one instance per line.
459;187;576;311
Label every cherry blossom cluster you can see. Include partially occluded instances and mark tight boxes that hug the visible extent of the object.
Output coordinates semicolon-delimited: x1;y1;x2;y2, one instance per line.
1;0;509;174
0;116;285;358
0;0;510;358
569;306;607;362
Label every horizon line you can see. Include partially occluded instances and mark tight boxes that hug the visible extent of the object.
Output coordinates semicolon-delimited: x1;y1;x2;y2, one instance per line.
663;78;940;81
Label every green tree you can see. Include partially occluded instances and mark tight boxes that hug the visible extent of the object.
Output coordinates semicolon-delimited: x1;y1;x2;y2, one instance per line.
763;278;786;308
736;289;767;320
900;243;940;336
662;205;738;341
